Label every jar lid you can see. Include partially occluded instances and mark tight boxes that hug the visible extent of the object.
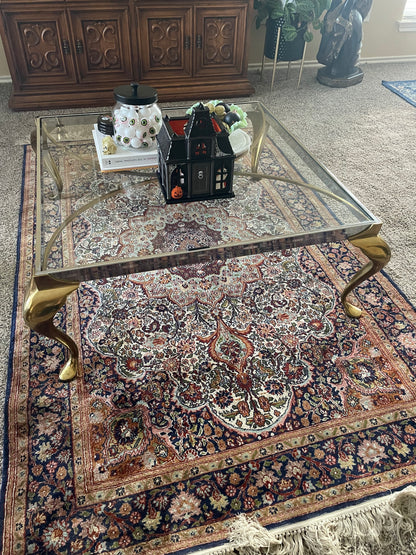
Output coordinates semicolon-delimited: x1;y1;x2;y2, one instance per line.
114;82;158;105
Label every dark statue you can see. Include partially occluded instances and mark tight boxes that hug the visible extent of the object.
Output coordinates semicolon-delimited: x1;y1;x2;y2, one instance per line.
317;0;373;87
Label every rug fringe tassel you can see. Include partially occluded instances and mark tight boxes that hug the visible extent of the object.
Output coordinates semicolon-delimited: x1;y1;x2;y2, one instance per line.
220;486;416;554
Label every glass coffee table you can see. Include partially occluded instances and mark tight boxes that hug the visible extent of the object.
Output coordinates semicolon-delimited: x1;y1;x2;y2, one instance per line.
24;102;390;381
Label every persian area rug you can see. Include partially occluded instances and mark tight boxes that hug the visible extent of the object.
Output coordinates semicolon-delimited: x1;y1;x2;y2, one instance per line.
2;146;416;555
382;80;416;108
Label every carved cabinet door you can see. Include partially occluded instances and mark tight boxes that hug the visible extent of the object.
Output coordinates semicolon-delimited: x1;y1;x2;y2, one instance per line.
1;8;77;88
135;6;192;82
194;6;247;78
69;5;134;85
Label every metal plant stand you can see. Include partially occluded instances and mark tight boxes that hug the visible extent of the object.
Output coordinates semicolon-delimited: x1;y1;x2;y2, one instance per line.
260;22;307;90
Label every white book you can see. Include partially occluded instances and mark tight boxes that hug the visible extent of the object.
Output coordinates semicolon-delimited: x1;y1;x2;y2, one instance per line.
92;125;158;172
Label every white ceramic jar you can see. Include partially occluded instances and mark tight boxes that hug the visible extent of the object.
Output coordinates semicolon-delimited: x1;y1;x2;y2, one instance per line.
112;82;162;150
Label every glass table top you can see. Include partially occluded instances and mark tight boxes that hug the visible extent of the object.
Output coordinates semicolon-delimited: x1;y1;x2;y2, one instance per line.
34;101;379;283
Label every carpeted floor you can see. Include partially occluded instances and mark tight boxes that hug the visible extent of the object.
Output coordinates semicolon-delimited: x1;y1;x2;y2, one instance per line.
1;61;416;553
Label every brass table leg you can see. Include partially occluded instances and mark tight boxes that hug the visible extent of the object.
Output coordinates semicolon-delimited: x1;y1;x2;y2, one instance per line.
23;275;80;381
342;226;391;318
247;108;269;174
30;129;63;194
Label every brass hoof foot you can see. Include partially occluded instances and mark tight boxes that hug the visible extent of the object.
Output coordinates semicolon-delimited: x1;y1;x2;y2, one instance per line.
24;275;80;381
59;359;78;382
341;229;391;319
343;301;363;319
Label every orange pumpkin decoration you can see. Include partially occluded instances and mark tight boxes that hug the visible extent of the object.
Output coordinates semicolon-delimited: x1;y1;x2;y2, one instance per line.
171;185;183;199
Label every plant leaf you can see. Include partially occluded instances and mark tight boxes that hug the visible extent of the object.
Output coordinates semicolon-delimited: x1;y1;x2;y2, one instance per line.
303;30;314;42
270;7;285;18
282;25;298;41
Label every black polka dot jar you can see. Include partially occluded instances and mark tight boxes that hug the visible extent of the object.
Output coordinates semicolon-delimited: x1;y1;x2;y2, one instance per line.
263;17;306;62
264;17;285;60
112;82;162;149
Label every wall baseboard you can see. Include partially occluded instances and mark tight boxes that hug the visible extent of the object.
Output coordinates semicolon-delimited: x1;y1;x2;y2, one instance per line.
361;55;416;64
248;55;416;71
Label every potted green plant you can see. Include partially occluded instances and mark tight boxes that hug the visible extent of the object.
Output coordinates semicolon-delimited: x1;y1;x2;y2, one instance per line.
254;0;331;61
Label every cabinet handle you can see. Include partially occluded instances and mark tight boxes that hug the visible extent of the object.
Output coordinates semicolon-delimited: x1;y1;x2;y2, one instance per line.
62;39;70;55
196;34;202;49
184;36;190;50
75;39;84;54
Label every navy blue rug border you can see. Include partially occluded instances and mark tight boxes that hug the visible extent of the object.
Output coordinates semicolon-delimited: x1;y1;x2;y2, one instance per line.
0;144;29;554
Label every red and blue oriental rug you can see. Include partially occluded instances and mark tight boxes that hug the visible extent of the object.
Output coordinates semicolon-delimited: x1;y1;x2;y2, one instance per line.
1;147;416;554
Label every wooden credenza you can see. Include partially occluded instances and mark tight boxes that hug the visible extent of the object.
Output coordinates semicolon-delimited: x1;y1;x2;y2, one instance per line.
0;0;254;110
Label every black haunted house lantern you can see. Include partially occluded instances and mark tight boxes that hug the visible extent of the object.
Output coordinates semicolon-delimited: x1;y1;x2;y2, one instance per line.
157;103;235;203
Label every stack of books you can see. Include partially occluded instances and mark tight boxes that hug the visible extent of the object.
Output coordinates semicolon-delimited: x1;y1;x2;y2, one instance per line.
92;124;158;172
